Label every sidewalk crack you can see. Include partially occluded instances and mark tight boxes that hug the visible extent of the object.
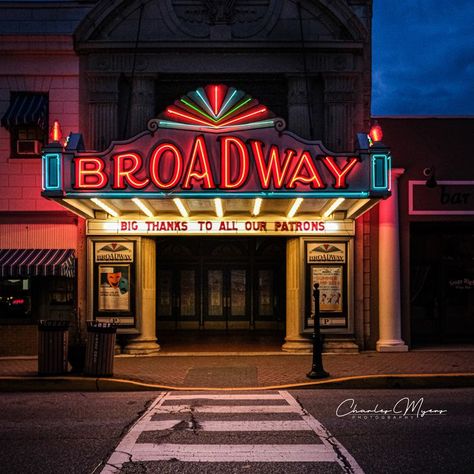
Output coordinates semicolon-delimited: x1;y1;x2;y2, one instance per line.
189;406;202;434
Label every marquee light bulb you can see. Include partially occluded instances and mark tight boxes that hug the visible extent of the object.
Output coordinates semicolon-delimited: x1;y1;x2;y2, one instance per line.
173;198;189;218
131;198;154;218
215;198;224;218
323;197;345;218
90;198;120;218
287;198;303;218
252;198;262;216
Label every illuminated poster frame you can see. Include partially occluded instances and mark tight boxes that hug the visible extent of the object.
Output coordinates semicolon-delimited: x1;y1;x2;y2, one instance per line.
304;240;350;331
93;241;136;327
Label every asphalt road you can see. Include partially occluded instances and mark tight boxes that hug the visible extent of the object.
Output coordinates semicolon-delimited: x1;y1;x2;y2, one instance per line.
0;389;472;474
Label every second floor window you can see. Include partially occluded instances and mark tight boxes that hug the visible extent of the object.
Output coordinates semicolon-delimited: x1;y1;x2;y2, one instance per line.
1;92;48;158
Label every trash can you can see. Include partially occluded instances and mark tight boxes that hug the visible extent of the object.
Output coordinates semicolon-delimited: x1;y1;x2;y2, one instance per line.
84;321;117;377
38;320;70;375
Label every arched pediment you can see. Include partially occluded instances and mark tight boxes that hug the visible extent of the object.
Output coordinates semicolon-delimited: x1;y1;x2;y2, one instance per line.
75;0;368;48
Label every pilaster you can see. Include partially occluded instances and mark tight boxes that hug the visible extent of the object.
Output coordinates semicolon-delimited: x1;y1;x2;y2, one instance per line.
123;238;160;355
323;74;355;151
87;75;119;150
376;168;408;352
282;238;312;352
129;76;155;136
287;76;311;139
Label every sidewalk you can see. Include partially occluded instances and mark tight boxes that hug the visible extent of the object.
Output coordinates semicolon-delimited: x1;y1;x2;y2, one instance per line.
1;350;474;391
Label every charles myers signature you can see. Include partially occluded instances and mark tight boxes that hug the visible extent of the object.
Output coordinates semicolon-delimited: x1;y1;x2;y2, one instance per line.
336;397;448;419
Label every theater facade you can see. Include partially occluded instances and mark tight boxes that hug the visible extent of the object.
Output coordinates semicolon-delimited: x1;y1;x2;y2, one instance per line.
1;0;412;354
41;82;392;353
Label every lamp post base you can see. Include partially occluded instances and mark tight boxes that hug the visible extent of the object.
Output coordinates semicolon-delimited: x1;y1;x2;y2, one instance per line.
307;368;330;379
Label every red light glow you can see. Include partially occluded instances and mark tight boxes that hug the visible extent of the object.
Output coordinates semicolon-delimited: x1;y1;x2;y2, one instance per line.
250;140;295;189
323;156;360;189
207;84;226;117
369;124;383;143
221;136;250;189
50;120;62;143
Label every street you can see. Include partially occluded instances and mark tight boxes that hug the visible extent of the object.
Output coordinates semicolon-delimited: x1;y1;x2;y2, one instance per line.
0;389;472;473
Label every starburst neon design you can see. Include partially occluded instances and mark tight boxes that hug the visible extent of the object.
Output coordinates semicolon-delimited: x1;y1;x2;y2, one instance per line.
157;84;277;132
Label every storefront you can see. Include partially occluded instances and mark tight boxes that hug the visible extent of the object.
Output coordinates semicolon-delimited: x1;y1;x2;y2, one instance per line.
42;84;390;353
379;117;474;347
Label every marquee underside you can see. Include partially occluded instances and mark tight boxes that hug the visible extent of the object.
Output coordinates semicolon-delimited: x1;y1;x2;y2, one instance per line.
53;196;380;222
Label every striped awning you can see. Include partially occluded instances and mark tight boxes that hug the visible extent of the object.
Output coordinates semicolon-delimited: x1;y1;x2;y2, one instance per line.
0;249;75;278
1;94;48;130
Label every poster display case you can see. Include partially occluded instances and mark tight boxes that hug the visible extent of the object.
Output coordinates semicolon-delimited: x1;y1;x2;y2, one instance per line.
93;241;136;327
305;241;349;330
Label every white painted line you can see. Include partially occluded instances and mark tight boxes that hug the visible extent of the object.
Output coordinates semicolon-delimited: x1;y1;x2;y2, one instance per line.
102;391;364;471
154;405;299;414
140;419;186;431
142;420;312;432
279;391;365;474
130;443;336;463
166;394;283;400
101;392;170;474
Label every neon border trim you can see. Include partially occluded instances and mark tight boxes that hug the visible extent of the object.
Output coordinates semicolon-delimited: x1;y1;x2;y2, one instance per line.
371;154;391;191
42;153;61;191
65;191;371;199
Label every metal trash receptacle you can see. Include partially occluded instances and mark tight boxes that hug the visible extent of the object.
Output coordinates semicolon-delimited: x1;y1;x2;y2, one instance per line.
38;320;70;375
84;321;117;377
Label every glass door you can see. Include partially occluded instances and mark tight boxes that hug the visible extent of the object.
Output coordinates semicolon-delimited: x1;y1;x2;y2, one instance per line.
204;267;249;328
254;266;284;327
157;267;199;328
207;269;225;322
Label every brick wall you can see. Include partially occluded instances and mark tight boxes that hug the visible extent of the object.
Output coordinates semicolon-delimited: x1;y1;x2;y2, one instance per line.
0;36;79;213
0;325;38;356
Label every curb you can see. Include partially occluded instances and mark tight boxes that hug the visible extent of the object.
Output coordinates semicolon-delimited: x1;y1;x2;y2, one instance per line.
1;373;474;392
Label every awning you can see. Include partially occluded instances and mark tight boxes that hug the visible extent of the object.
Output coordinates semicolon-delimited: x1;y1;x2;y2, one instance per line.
0;249;75;278
1;94;48;130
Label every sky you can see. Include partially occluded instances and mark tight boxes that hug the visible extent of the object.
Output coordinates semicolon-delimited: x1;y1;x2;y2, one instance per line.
372;0;474;116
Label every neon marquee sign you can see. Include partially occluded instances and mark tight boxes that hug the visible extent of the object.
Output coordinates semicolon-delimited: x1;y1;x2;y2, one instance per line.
42;85;390;199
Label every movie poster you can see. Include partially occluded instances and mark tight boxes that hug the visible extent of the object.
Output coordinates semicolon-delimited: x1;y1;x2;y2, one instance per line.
98;264;130;311
312;265;343;313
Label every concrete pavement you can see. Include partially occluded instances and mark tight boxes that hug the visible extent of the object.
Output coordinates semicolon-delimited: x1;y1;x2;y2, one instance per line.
1;350;474;391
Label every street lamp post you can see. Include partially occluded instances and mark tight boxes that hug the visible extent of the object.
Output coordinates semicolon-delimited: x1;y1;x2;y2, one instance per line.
307;283;329;379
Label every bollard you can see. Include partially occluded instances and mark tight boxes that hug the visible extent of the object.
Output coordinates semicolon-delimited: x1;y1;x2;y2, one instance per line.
307;283;329;379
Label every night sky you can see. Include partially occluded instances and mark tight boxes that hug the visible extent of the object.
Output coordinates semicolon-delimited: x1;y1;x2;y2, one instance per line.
372;0;474;116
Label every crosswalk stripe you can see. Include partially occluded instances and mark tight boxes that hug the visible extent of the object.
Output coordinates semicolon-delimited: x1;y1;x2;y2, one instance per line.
101;391;365;473
102;391;169;474
279;391;365;474
141;420;312;431
166;394;283;400
131;443;336;463
154;405;299;413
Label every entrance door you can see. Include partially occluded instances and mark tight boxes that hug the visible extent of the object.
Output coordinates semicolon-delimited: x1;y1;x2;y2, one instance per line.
156;266;200;328
254;266;284;328
156;237;286;332
411;223;474;344
204;267;249;329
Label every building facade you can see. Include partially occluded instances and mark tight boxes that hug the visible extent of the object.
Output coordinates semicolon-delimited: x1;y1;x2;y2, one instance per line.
0;0;433;356
378;117;474;347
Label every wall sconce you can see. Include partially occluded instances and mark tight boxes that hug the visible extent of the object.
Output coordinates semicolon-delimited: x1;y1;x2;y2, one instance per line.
423;167;437;188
